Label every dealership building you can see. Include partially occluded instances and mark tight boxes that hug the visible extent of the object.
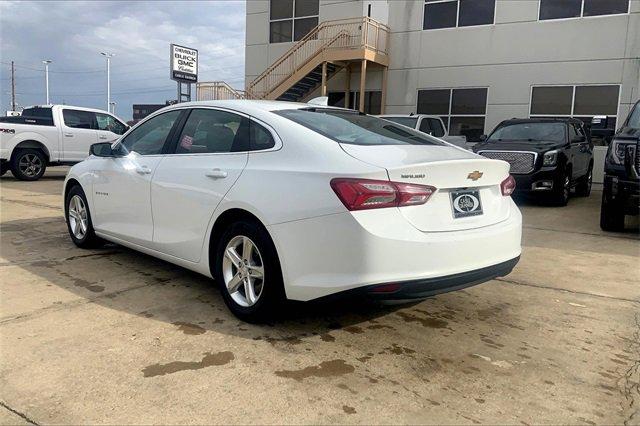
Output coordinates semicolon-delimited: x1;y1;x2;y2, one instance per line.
198;0;639;179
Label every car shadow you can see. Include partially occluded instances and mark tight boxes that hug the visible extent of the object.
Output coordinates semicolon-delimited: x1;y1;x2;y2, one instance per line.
1;216;422;341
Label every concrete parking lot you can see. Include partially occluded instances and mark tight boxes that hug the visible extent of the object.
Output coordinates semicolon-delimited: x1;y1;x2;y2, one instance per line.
1;167;638;425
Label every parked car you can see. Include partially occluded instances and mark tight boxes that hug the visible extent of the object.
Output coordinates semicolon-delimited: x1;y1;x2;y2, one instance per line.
63;101;522;322
473;118;593;205
596;100;640;231
0;105;128;180
378;114;468;148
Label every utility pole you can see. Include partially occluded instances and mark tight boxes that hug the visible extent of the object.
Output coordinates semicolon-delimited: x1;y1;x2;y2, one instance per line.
10;61;16;111
42;60;52;104
100;52;114;113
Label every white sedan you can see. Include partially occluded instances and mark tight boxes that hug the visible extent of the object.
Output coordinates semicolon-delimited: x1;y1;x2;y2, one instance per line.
63;100;522;322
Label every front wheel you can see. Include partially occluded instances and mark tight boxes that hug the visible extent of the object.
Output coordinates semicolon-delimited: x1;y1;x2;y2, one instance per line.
551;167;571;206
65;185;104;248
214;220;285;323
10;149;47;181
600;193;625;232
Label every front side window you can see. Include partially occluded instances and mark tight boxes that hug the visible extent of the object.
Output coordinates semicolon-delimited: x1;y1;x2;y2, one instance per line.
488;122;567;143
423;0;495;30
539;0;629;20
417;88;488;142
530;85;620;145
270;0;318;43
277;109;445;146
175;109;248;154
63;109;95;130
96;113;127;135
427;118;446;137
119;110;181;156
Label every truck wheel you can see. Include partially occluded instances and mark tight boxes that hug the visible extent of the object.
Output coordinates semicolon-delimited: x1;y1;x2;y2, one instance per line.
10;149;47;181
0;163;7;177
600;193;625;232
551;167;571;206
575;163;593;197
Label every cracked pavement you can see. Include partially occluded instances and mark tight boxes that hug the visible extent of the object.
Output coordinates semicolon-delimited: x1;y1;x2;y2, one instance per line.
1;167;639;424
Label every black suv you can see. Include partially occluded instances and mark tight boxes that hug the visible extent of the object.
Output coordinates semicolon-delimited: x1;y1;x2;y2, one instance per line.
596;100;640;231
473;118;593;205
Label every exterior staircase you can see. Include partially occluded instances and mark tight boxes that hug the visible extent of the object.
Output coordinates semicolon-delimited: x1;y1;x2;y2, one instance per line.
197;17;390;109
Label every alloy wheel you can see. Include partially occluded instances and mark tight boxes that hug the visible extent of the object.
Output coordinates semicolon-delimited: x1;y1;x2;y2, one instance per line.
68;195;88;240
563;174;570;201
222;235;264;307
18;153;43;178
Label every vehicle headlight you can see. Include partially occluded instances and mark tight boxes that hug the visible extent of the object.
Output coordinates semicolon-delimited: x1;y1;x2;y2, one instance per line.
543;150;558;166
609;140;629;165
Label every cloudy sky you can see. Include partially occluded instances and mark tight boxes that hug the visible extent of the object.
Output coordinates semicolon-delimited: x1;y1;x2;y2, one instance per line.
0;1;246;120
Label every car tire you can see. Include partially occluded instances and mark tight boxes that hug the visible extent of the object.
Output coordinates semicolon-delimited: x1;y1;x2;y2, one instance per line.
65;185;104;248
214;220;285;323
10;148;47;181
600;193;625;232
575;162;593;197
551;166;571;206
0;163;7;176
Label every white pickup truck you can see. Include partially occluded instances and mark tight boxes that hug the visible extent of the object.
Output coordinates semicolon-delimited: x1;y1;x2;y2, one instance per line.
378;114;469;149
0;105;128;180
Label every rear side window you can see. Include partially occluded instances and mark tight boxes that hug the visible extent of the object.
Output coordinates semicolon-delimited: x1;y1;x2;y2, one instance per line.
63;109;95;129
250;121;275;151
174;109;248;154
276;109;445;146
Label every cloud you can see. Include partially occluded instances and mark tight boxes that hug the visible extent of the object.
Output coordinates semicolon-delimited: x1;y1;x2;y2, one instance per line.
0;0;246;119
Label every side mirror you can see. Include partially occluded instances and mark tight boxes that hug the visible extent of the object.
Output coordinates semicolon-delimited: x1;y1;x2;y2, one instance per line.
479;134;487;141
90;142;115;157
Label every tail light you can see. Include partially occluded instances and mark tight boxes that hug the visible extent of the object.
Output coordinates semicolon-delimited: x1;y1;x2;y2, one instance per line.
330;178;436;211
501;175;516;196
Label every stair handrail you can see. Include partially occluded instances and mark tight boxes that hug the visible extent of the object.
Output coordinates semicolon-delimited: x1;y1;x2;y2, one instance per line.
246;16;389;99
197;81;246;100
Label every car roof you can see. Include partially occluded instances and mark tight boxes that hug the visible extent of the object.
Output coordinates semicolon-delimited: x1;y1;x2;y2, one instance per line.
499;117;583;125
163;100;351;115
378;114;435;118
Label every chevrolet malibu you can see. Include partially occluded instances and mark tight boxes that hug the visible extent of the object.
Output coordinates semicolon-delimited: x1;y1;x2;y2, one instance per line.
63;100;522;322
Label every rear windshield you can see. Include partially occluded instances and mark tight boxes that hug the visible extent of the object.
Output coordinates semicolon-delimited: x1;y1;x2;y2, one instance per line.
381;116;418;129
488;122;566;143
276;109;444;146
21;107;53;120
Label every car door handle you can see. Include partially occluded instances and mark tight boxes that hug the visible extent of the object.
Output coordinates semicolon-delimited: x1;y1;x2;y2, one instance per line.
205;169;228;179
64;133;74;137
99;135;108;140
135;165;152;175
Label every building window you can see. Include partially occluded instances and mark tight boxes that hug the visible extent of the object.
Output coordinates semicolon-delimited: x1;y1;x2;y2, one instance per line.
417;88;488;142
423;0;495;30
530;85;620;145
539;0;629;20
328;91;382;115
270;0;319;43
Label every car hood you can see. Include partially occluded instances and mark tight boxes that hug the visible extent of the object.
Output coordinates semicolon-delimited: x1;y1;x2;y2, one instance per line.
473;140;564;153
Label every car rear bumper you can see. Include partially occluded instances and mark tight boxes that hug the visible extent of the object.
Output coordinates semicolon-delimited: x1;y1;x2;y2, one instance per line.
268;199;522;301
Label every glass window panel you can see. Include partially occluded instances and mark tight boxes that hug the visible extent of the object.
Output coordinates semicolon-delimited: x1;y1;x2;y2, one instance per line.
459;0;495;27
451;88;487;114
250;121;276;151
62;109;95;129
449;116;486;142
539;0;581;20
428;118;446;137
95;113;127;135
423;1;457;30
175;109;247;154
270;0;293;19
293;17;318;41
120;110;181;155
573;85;619;115
419;118;433;133
328;92;346;108
270;20;293;43
417;89;451;115
583;0;629;16
530;86;573;115
441;116;449;130
365;91;382;115
294;0;319;17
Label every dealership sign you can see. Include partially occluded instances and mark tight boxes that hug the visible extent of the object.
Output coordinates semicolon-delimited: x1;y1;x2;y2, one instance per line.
170;44;198;83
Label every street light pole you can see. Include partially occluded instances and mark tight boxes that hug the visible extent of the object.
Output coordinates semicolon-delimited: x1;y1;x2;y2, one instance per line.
42;60;52;104
100;52;115;112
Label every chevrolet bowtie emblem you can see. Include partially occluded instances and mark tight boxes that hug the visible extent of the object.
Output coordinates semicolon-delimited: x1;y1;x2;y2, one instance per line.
467;171;483;181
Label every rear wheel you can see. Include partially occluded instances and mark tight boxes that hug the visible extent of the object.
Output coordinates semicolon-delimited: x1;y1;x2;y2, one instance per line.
65;185;104;248
600;193;625;232
214;220;284;323
575;162;593;197
551;167;571;206
11;149;47;181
